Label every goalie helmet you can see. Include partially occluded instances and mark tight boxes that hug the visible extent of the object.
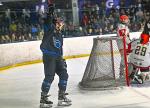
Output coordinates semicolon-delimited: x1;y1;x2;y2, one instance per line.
120;15;129;24
140;33;149;44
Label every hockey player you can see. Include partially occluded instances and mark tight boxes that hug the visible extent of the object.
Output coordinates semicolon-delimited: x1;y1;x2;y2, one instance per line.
128;33;150;84
116;15;131;78
40;2;71;108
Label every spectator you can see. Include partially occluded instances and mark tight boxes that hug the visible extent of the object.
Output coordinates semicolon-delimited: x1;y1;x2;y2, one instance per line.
0;0;149;44
8;22;17;42
31;25;38;40
16;22;24;41
66;21;75;36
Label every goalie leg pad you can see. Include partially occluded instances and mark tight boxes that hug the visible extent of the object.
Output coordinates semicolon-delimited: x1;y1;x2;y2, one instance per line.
140;67;150;81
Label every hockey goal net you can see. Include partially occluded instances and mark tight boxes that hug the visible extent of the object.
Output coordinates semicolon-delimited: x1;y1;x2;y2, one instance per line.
79;36;129;90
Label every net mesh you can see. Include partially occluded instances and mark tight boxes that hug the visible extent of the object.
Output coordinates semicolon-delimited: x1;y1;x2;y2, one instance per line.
79;36;127;89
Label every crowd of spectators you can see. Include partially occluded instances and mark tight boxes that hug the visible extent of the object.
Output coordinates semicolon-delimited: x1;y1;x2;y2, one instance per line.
0;0;150;44
0;9;44;44
79;0;150;36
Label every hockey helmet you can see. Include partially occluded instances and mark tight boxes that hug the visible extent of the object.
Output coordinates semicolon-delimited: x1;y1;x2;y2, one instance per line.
140;33;150;44
120;15;129;24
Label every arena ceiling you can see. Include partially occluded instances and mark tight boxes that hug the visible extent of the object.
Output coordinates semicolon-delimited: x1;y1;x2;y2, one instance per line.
0;0;32;2
0;0;71;9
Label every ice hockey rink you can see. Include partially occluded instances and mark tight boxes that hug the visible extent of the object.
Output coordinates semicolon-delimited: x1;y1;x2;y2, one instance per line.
0;57;150;108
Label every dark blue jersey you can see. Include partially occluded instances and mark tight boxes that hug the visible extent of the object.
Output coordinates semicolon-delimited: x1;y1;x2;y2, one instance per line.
40;22;63;57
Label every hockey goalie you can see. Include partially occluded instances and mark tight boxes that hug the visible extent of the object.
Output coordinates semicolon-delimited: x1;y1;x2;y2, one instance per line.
128;33;150;84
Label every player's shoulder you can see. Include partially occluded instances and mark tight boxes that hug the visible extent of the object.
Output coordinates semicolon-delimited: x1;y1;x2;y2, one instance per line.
130;39;140;48
138;41;150;48
141;41;150;46
146;42;150;46
131;39;140;44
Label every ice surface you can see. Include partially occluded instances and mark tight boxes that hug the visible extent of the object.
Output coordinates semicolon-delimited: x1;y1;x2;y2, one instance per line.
0;57;150;108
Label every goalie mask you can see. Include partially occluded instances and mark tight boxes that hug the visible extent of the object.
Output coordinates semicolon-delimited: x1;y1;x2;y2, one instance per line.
140;33;150;44
120;15;129;24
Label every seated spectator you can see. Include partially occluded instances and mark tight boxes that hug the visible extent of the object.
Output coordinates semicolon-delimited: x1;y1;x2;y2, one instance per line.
0;25;10;43
16;22;24;42
1;32;11;43
103;26;109;34
38;30;44;40
135;9;144;22
108;24;116;34
130;22;141;32
9;22;16;42
23;24;32;41
98;28;103;35
66;21;75;36
11;33;16;42
87;24;93;35
31;25;38;40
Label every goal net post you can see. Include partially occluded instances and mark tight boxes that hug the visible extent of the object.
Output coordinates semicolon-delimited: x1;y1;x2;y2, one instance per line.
79;36;129;90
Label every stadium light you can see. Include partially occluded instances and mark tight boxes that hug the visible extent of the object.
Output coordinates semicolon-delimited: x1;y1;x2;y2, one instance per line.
0;2;3;6
42;0;46;3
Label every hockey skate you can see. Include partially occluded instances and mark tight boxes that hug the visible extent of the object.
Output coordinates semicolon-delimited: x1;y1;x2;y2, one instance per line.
40;93;53;108
145;74;150;81
130;72;144;84
134;74;144;84
58;91;72;106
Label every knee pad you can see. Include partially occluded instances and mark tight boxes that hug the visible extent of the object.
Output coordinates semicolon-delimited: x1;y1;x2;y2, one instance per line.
41;81;51;93
56;59;67;72
140;68;150;81
60;59;67;70
41;76;55;93
60;72;68;81
57;60;68;80
45;76;54;83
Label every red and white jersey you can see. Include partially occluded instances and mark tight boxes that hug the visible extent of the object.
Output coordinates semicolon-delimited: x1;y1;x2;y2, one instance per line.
117;23;131;50
129;39;150;68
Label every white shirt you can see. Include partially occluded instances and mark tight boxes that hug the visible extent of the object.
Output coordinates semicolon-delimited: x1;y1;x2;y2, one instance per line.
116;23;131;50
129;40;150;68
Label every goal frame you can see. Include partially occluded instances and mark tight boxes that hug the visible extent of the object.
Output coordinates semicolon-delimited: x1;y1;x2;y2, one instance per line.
79;36;130;90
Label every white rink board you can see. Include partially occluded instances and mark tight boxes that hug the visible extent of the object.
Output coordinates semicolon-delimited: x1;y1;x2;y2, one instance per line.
0;32;141;67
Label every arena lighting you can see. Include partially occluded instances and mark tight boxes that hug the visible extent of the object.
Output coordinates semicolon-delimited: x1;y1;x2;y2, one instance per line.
42;0;46;3
0;2;3;6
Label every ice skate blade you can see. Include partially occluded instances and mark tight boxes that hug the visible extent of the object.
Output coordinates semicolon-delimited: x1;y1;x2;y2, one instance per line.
40;103;52;108
57;102;72;107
